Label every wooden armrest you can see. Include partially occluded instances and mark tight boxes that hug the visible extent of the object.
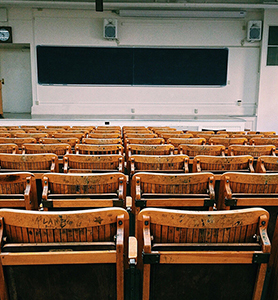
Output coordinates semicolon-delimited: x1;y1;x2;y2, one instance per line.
129;236;138;264
126;196;132;208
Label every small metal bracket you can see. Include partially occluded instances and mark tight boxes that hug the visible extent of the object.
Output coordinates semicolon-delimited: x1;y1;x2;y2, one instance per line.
41;200;53;208
142;252;160;264
135;199;146;208
253;253;270;264
204;199;215;207
225;198;237;206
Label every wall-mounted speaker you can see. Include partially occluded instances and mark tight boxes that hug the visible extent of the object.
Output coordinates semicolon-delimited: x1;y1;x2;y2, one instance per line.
247;20;262;42
103;19;117;40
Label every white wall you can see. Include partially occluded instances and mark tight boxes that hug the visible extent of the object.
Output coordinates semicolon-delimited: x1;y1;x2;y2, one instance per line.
257;10;278;133
0;7;266;125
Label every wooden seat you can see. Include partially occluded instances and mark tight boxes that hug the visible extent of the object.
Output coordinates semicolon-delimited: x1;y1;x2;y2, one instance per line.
52;132;86;140
209;137;248;147
88;133;122;139
131;172;215;235
192;155;255;176
216;131;246;136
250;137;278;148
228;145;276;157
14;132;48;142
137;207;270;300
128;154;189;177
22;143;71;157
0;207;129;300
40;137;80;147
0;144;19;154
0;138;36;150
41;172;127;209
0;172;37;210
127;144;174;161
75;144;124;155
82;138;122;145
63;154;124;173
256;156;278;173
0;153;59;177
178;144;225;157
168;138;206;147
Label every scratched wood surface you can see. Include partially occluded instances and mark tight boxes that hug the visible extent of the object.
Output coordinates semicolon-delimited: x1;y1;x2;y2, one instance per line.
137;207;270;300
0;138;36;149
178;144;225;156
192;155;254;173
52;132;86;140
22;143;71;156
82;138;122;145
124;138;164;146
216;131;246;136
228;145;276;156
75;144;124;155
14;133;48;142
39;137;80;147
128;155;189;177
250;137;278;147
0;144;18;154
88;133;122;139
256;156;278;172
209;137;248;147
0;172;37;210
167;138;206;148
0;153;59;173
63;154;124;173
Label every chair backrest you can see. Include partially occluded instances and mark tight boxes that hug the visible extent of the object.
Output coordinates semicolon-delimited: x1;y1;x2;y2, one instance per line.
40;137;80;147
22;143;71;156
0;133;11;138
46;125;71;130
159;133;192;141
216;131;246;136
0;153;59;173
41;172;127;209
75;144;124;155
250;137;278;147
228;145;276;156
168;138;206;147
124;138;164;146
128;154;189;177
52;132;85;140
0;172;37;209
0;143;19;154
209;137;248;147
63;154;124;173
256;156;278;173
0;207;129;300
195;133;228;143
192;155;254;174
82;138;122;145
247;131;276;136
14;132;48;141
88;133;122;139
124;133;157;139
0;137;36;149
178;144;225;156
128;144;174;156
136;207;270;300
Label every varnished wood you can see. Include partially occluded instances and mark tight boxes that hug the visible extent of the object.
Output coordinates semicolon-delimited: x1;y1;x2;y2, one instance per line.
41;172;127;209
82;138;122;145
0;144;19;154
209;137;248;147
22;143;71;157
128;154;189;177
75;144;124;155
39;137;80;147
63;154;124;173
256;155;278;173
178;144;225;156
137;207;270;300
250;137;278;148
127;144;174;161
228;145;276;157
14;132;48;142
0;138;36;149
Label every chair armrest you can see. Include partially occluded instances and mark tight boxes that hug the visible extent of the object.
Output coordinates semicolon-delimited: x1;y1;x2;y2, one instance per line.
63;156;68;173
42;177;49;201
50;157;56;172
259;214;271;253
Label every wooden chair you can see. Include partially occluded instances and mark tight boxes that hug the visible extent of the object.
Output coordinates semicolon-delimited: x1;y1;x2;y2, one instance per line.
0;144;19;154
6;130;25;138
228;145;276;157
40;137;80;148
52;132;85;140
97;125;121;130
127;144;174;161
250;138;278;148
131;172;216;234
71;125;96;132
256;156;278;173
0;133;11;138
63;154;124;173
0;153;59;178
75;144;124;155
168;138;206;147
128;154;189;177
179;144;225;157
0;207;129;300
14;132;48;142
22;143;71;157
196;133;228;144
124;133;157;139
41;172;127;210
88;133;122;139
0;138;36;150
192;155;255;176
216;130;246;136
82;138;122;145
46;125;71;130
209;137;248;147
186;130;214;137
0;172;37;210
124;138;164;146
137;207;271;300
232;134;264;142
21;125;45;130
247;131;276;136
159;133;192;141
